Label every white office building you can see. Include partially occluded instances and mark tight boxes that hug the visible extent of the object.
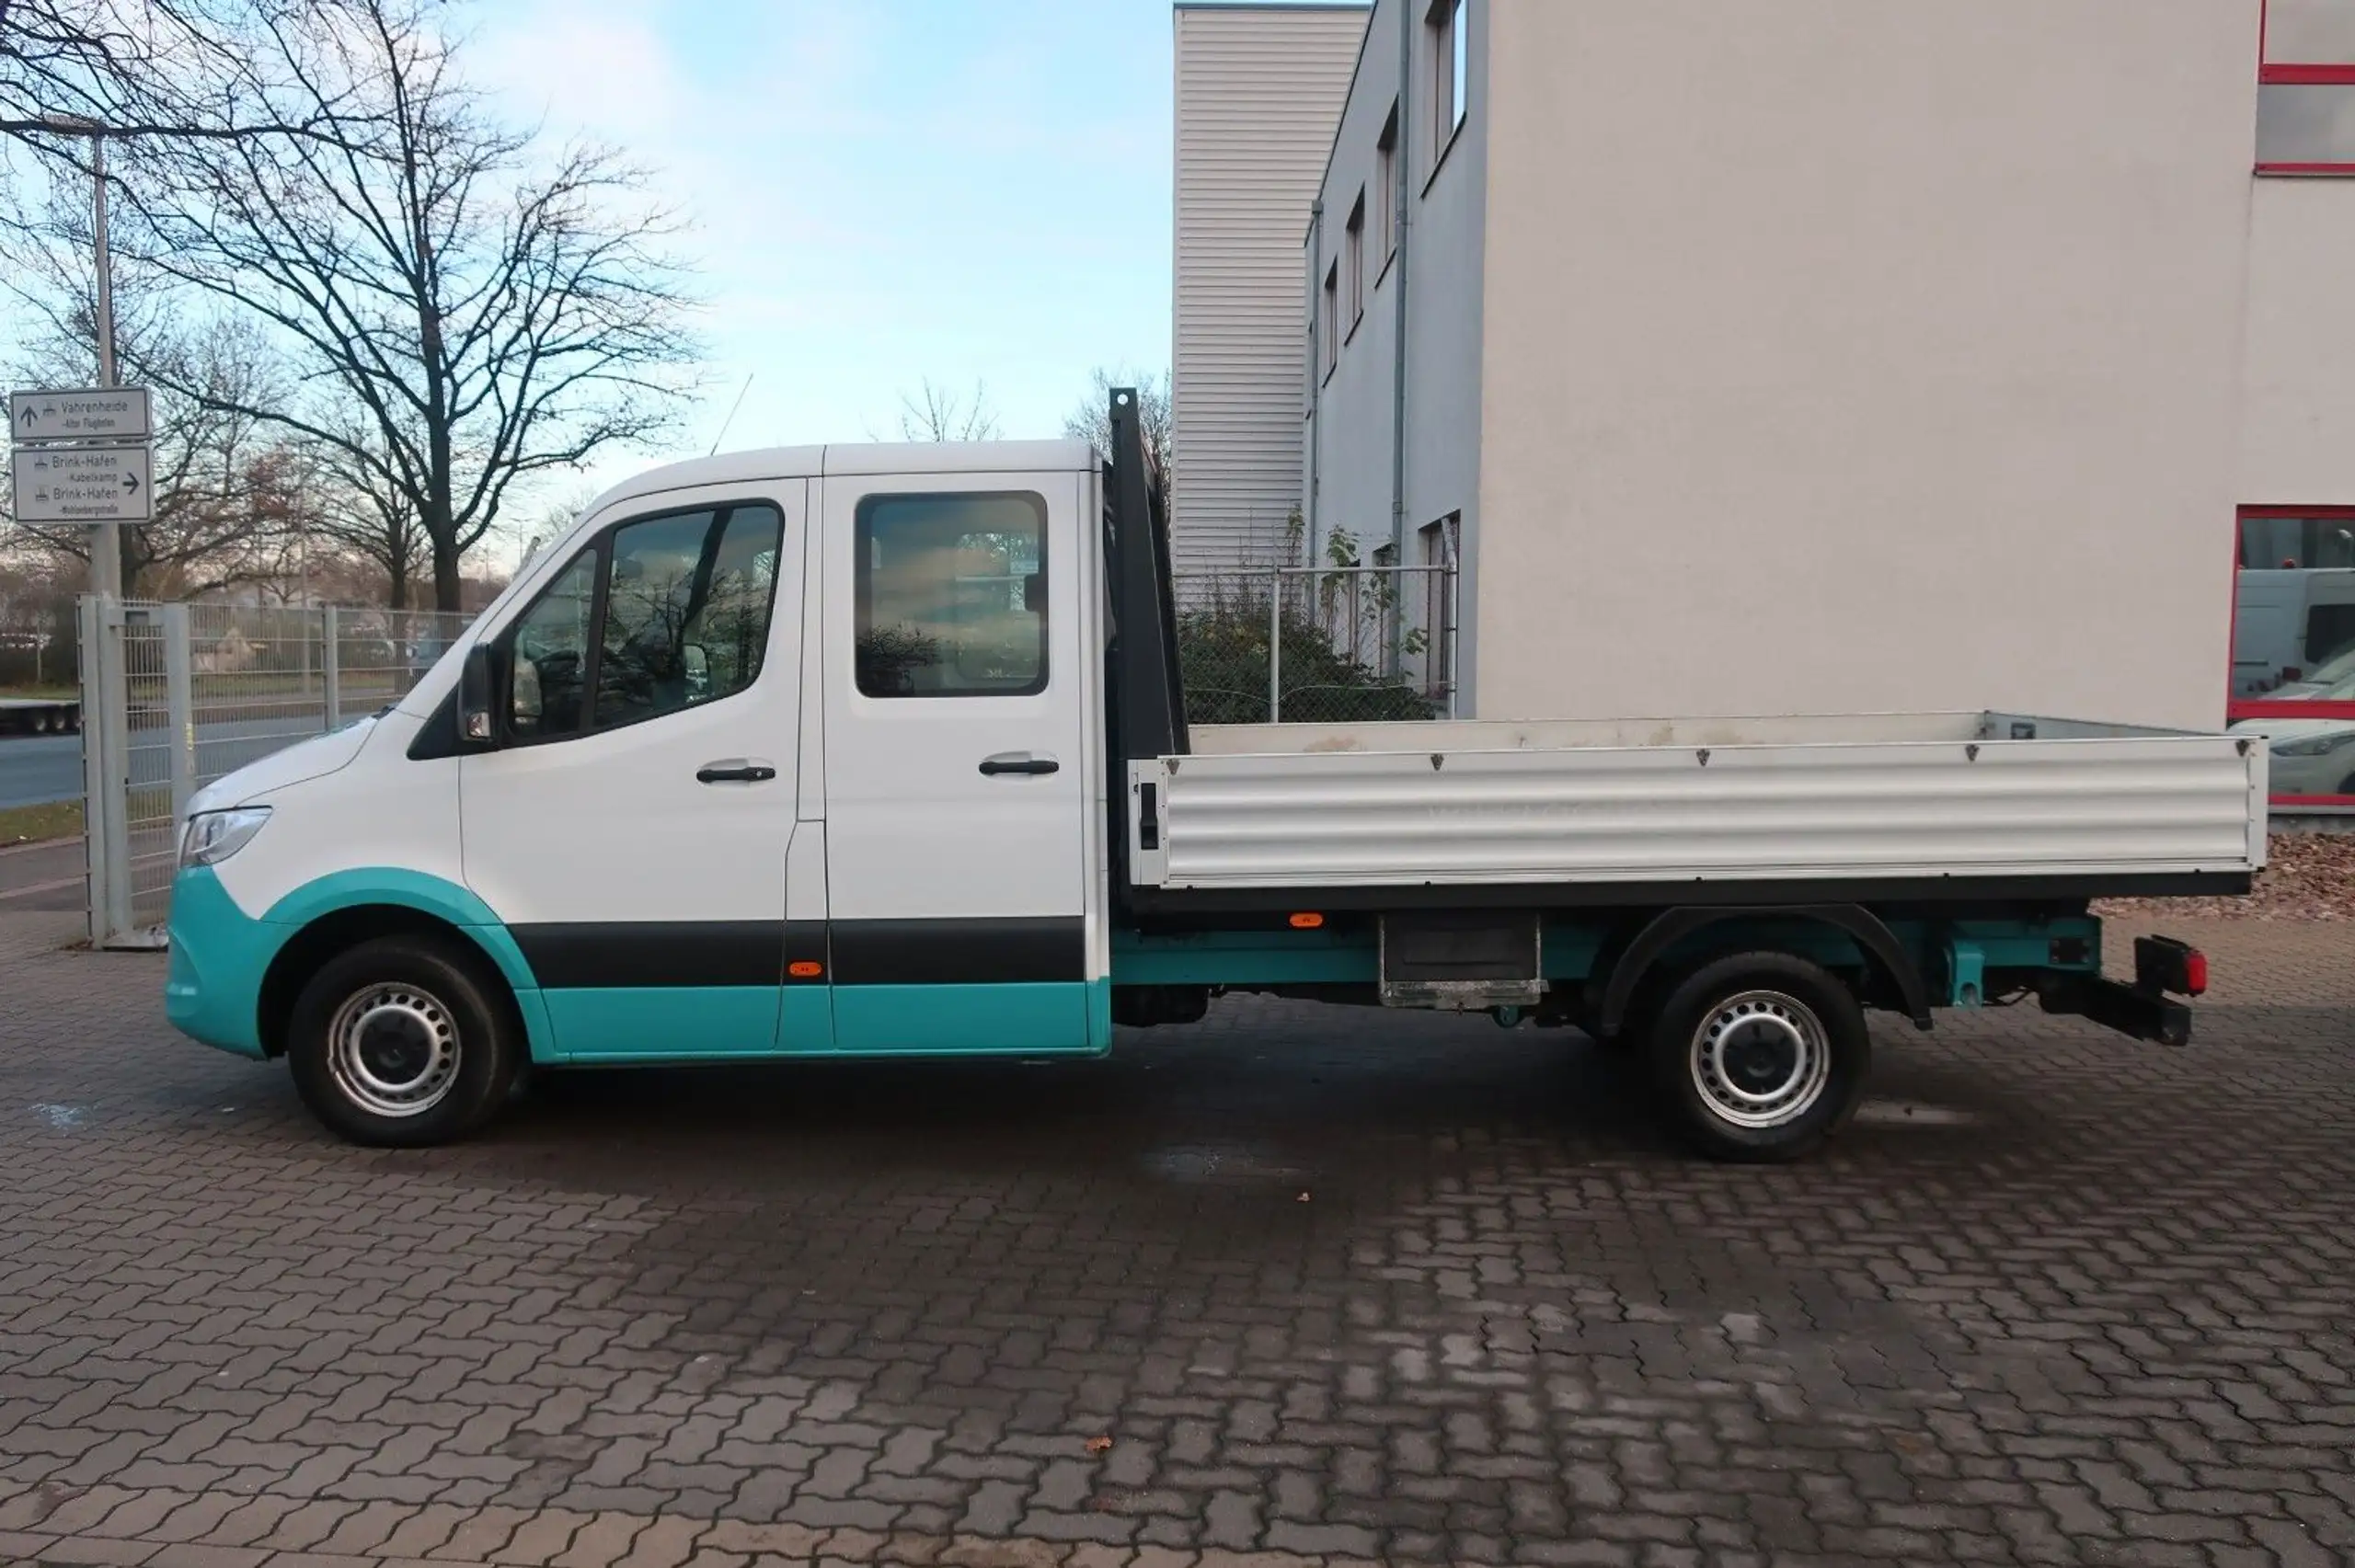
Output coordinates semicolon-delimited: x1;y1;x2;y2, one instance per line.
1172;0;2355;808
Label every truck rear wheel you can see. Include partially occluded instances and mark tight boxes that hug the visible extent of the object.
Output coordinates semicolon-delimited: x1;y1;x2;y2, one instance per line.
286;934;521;1147
1648;951;1869;1162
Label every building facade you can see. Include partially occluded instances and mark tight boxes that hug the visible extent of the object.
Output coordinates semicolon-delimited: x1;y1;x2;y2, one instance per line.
1170;2;1367;571
1179;0;2355;808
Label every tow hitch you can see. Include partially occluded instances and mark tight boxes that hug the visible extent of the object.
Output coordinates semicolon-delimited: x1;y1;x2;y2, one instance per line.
2038;935;2207;1047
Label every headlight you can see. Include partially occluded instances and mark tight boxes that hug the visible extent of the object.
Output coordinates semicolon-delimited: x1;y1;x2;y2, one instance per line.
178;807;270;869
2271;732;2355;758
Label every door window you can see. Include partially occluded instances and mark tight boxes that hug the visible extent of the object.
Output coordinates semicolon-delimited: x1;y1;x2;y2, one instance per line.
508;553;596;740
503;502;784;741
854;491;1048;697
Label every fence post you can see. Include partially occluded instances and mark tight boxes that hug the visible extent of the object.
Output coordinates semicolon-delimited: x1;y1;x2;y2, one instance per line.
99;601;134;944
77;596;110;947
1268;573;1282;724
322;604;340;730
161;602;197;834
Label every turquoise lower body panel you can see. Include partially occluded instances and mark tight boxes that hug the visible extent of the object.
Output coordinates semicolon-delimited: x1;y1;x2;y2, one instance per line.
165;866;277;1059
831;981;1103;1056
541;987;789;1061
167;864;562;1062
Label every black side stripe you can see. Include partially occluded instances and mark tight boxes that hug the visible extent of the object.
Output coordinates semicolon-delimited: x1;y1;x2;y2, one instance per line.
828;918;1084;986
507;919;1085;989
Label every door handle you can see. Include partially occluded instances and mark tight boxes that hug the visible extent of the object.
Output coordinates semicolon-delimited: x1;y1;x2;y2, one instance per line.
979;751;1060;777
695;759;778;784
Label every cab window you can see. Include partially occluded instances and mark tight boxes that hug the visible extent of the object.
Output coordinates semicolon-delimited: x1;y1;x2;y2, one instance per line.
854;491;1047;697
504;502;783;741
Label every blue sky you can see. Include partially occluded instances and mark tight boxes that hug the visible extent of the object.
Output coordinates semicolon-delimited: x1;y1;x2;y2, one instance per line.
465;0;1179;486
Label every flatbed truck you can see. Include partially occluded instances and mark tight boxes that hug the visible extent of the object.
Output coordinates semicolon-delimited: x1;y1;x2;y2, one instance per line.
0;695;79;736
162;393;2259;1159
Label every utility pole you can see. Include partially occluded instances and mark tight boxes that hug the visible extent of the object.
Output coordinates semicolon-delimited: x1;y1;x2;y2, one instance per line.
36;114;123;601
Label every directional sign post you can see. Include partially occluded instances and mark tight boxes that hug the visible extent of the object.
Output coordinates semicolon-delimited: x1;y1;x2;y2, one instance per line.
10;442;152;523
10;386;151;443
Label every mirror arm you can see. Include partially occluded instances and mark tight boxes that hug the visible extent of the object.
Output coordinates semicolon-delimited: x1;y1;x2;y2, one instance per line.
458;642;501;750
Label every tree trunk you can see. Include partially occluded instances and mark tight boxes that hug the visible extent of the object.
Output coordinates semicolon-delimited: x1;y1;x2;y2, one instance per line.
386;554;408;611
431;534;461;612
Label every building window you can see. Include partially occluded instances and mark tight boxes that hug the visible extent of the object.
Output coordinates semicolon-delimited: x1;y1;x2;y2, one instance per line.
1344;192;1365;334
1418;514;1459;705
1321;261;1339;378
1376;102;1399;261
855;492;1048;698
2259;0;2355;173
2231;506;2355;807
1429;0;1467;167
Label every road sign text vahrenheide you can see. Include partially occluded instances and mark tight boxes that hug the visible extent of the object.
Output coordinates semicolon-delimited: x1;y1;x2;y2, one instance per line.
10;386;153;444
10;444;153;522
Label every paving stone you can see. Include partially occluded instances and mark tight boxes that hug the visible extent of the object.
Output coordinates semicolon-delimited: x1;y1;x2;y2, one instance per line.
1;911;2349;1568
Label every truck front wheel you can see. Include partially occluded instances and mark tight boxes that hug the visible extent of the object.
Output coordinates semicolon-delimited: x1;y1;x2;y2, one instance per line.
286;935;521;1147
1648;951;1869;1162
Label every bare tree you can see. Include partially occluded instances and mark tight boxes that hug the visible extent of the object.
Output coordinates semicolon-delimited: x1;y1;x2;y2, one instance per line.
1064;366;1171;510
305;431;427;607
103;0;701;611
897;377;999;442
1;0;360;144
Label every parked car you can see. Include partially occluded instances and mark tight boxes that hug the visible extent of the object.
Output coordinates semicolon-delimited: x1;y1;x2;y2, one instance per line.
2230;662;2355;796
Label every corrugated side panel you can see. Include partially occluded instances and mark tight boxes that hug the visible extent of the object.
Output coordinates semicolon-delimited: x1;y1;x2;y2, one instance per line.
1173;5;1370;571
1134;735;2262;888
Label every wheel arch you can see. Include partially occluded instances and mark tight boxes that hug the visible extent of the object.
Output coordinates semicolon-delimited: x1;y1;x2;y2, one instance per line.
1593;903;1932;1037
255;874;550;1061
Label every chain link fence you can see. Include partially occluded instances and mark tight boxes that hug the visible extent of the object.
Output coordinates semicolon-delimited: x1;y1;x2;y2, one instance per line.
81;599;474;945
1171;564;1456;727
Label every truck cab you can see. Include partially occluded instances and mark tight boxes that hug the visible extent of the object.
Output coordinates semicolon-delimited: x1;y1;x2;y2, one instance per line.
167;435;1119;1082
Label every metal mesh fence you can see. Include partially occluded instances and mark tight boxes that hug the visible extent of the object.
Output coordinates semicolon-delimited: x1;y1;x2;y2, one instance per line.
89;601;473;941
1172;565;1455;726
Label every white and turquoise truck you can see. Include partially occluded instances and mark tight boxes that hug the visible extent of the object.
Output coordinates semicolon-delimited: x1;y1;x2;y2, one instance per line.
164;394;2260;1160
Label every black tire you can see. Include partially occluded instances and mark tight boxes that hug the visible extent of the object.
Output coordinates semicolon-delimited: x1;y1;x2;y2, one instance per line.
285;934;521;1147
1647;951;1870;1163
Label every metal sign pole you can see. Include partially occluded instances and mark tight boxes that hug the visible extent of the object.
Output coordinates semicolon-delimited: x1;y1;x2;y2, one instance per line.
88;132;121;602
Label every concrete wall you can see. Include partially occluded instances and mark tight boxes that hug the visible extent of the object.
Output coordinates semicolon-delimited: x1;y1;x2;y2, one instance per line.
1304;0;1488;692
2242;179;2355;506
1172;3;1369;571
1474;0;2260;730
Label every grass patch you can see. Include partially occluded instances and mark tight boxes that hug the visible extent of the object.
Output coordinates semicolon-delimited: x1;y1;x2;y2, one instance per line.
0;799;83;847
0;685;77;702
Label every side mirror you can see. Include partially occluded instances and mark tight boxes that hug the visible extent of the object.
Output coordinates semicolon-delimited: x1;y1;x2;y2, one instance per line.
459;643;498;746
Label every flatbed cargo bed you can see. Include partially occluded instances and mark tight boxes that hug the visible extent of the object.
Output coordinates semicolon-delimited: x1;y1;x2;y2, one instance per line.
1125;710;2266;902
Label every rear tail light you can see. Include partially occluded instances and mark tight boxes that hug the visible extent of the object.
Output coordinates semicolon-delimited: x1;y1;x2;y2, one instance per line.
2134;935;2207;998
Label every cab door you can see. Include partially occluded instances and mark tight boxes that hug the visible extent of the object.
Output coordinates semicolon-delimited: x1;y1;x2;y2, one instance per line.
459;482;810;1059
818;464;1098;1052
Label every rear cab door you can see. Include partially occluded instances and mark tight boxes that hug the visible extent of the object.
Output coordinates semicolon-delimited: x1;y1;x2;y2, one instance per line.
818;446;1107;1051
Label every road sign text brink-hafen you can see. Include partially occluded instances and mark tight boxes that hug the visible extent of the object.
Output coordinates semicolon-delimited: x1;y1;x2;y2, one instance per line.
10;386;152;444
10;444;153;522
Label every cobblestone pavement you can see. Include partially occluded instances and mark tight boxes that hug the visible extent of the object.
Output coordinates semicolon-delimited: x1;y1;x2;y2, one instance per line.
1;910;2351;1568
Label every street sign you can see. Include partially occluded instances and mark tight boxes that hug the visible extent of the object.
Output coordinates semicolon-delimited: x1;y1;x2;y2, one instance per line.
10;443;153;522
9;386;152;443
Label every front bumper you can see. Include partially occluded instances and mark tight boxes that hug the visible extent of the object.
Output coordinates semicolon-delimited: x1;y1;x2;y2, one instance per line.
164;865;279;1059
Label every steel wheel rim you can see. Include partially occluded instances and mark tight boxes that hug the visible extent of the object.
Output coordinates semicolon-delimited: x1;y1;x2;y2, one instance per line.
1689;989;1831;1130
327;982;460;1118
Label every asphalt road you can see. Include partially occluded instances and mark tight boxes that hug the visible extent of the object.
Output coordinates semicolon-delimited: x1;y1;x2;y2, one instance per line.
0;733;81;810
0;715;333;809
1;909;2350;1566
